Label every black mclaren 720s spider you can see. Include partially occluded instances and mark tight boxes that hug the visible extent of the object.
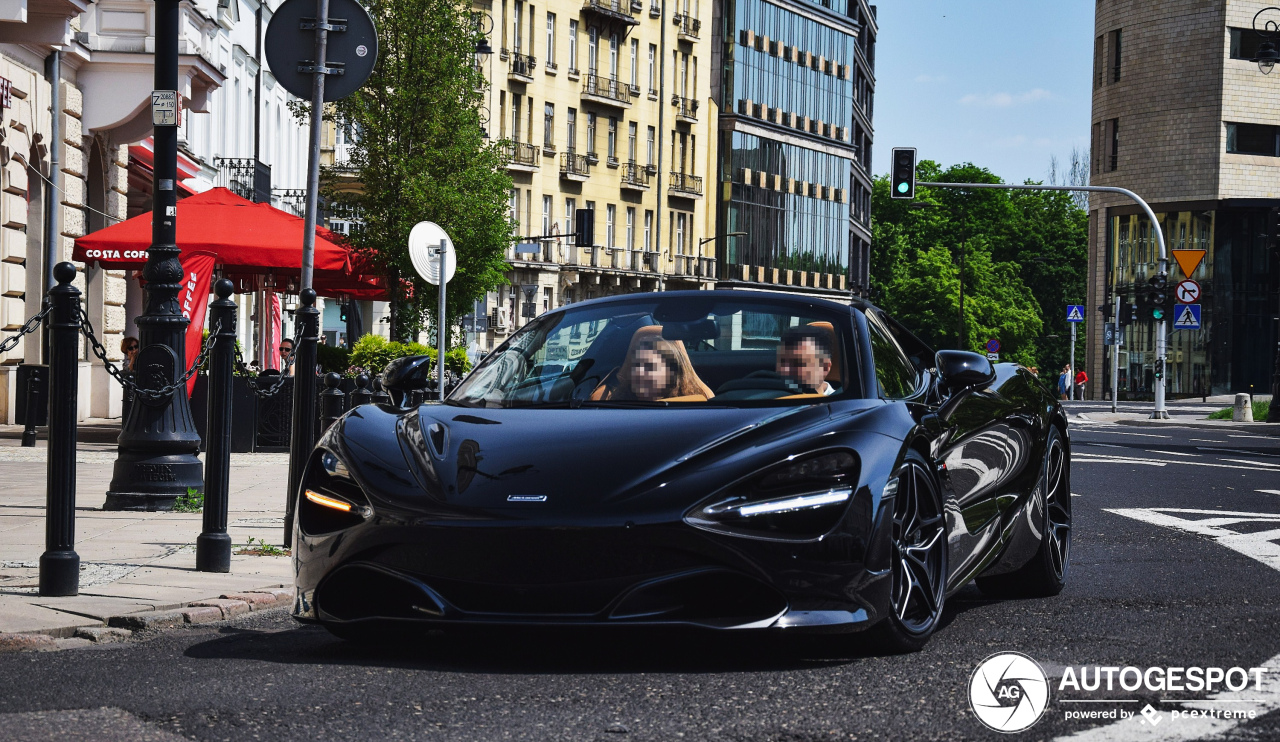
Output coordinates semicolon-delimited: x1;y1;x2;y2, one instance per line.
293;290;1071;651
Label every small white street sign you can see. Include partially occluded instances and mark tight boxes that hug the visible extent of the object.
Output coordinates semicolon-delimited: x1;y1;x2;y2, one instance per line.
151;90;179;126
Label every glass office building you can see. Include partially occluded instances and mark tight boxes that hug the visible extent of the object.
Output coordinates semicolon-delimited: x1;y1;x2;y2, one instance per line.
712;0;875;296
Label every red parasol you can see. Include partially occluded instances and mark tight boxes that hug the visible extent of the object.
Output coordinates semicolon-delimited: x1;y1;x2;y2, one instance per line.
73;187;386;299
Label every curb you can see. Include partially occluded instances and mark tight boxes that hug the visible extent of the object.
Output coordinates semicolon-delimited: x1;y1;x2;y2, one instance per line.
0;586;293;654
1075;413;1280;434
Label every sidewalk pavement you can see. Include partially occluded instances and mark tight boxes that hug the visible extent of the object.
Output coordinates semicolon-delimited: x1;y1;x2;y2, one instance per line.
0;431;295;649
1062;400;1280;434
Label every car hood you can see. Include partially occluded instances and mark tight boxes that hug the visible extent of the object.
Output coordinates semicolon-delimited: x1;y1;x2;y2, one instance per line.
336;403;858;520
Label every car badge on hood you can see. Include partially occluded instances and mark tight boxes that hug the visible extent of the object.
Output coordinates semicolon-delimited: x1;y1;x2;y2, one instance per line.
507;495;548;502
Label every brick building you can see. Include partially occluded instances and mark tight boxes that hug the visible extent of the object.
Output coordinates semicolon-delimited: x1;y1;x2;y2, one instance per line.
1088;0;1279;400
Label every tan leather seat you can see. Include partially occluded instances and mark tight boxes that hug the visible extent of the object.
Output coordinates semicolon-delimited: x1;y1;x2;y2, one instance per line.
591;325;714;400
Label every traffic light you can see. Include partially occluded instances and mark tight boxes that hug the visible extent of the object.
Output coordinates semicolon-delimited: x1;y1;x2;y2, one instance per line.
1141;275;1170;321
1098;302;1114;321
1120;302;1137;326
1154;357;1165;380
575;208;595;247
890;147;916;200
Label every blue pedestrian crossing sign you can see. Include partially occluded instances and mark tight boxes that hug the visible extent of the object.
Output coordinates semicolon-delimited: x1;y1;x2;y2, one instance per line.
1066;305;1085;323
1173;303;1201;330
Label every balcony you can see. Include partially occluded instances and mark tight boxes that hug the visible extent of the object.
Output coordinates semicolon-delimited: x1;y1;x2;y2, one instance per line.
582;0;639;26
672;13;700;41
508;52;536;83
672;95;698;123
502;141;539;172
215;157;271;202
668;171;703;198
560;152;591;181
582;73;632;108
620;162;650;191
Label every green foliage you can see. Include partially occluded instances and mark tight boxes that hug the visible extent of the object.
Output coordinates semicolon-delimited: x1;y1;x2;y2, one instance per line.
320;0;514;342
871;160;1088;371
1207;400;1270;420
235;537;289;557
348;334;472;377
317;343;352;375
172;487;203;513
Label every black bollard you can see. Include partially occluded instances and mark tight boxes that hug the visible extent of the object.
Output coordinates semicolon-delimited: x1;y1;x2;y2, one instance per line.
19;364;46;447
350;373;373;406
40;263;80;596
371;376;391;405
284;289;319;548
320;372;346;433
197;279;235;573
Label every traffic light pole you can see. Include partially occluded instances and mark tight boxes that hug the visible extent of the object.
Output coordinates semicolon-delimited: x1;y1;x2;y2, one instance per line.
1112;293;1121;413
917;181;1170;419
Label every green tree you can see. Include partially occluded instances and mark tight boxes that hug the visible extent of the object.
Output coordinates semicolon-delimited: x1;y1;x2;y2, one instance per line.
324;0;513;341
871;160;1087;372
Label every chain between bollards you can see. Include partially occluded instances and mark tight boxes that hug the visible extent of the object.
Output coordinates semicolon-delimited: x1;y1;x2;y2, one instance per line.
284;289;320;548
197;279;237;573
40;263;81;597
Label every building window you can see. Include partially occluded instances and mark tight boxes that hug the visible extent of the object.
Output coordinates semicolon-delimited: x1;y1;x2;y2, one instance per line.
542;195;552;237
1093;34;1104;89
588;27;598;73
647;126;655;166
626;207;636;251
609;33;619;79
513;0;523;52
606;204;616;248
1230;28;1265;61
1109;29;1122;83
628;121;638;162
643;210;653;251
565;198;576;237
1226;122;1280;156
607;117;618;162
544;104;554;147
546;13;556;65
510;188;520;231
566;108;577;152
1107;118;1119;171
587;113;597;156
675;212;686;254
630;38;639;88
512;95;522;142
648;44;657;94
569;20;579;72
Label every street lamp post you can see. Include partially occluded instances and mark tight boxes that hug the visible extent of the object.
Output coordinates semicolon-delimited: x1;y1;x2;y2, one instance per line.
104;0;204;510
1248;7;1280;422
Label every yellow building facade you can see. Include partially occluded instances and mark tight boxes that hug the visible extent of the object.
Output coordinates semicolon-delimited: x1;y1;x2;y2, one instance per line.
473;0;716;345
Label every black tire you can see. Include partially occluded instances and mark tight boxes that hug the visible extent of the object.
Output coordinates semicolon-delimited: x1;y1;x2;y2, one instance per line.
976;427;1071;598
865;450;948;653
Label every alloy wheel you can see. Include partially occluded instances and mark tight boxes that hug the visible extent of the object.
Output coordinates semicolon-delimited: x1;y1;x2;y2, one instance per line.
889;460;946;634
1044;437;1071;581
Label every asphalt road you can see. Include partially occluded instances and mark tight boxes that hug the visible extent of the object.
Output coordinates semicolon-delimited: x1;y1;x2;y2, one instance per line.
2;410;1278;742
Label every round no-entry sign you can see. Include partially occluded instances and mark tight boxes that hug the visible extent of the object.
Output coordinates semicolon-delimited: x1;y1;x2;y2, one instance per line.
985;338;1001;353
1175;279;1201;304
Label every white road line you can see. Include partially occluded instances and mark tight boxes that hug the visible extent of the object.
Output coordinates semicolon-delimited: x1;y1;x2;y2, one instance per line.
1220;458;1280;469
1259;490;1280;496
1190;439;1227;444
1053;508;1280;741
1073;454;1266;472
1076;431;1173;439
1078;443;1126;449
1197;446;1280;458
1144;449;1201;457
1229;434;1280;441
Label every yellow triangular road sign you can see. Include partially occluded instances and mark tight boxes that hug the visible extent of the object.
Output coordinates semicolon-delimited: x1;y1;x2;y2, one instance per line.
1172;249;1206;278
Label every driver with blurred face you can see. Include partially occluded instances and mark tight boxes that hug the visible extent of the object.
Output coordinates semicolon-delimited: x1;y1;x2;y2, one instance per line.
776;326;837;395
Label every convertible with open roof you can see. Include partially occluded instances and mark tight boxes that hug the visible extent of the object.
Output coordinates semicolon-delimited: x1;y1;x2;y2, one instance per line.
292;290;1071;651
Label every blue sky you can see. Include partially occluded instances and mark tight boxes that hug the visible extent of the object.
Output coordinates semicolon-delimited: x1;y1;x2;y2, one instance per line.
870;2;1095;183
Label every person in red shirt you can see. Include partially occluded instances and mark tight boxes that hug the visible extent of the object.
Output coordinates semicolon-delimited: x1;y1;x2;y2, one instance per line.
1074;369;1088;400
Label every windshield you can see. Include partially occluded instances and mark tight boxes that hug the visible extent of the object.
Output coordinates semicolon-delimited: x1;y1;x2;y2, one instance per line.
449;295;859;408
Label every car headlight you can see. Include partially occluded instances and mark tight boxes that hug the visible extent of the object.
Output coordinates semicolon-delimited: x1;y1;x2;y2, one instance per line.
300;449;371;535
684;450;859;542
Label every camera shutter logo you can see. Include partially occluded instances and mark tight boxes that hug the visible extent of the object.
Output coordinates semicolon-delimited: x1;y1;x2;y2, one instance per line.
969;652;1050;733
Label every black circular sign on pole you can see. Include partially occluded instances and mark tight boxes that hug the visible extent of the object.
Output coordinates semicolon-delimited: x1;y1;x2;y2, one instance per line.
265;0;379;102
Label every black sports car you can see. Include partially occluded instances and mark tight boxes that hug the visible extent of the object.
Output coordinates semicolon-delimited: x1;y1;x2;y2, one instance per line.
293;290;1071;651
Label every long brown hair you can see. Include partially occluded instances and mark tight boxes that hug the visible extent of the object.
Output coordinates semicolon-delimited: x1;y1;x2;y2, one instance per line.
612;336;706;400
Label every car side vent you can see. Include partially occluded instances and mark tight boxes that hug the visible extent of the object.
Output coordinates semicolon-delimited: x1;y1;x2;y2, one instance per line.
427;422;448;458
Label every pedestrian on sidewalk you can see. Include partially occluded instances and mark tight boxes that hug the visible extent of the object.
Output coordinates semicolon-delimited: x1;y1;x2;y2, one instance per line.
120;336;139;372
1058;365;1071;400
1074;369;1089;401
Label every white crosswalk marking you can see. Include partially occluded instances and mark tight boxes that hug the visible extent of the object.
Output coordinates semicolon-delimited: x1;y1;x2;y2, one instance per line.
1052;508;1280;741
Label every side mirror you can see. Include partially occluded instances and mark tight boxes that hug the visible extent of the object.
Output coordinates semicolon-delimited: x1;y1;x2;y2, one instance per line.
936;350;996;395
381;355;434;408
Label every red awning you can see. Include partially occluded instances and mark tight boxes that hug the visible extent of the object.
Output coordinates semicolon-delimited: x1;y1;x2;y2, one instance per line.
73;187;386;299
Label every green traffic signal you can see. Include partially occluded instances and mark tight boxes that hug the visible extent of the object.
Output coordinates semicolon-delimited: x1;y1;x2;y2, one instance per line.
1152;307;1165;321
897;182;909;194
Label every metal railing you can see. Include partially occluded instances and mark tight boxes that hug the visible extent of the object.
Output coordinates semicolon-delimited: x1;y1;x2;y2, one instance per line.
583;72;631;105
672;95;698;121
673;13;700;39
560;151;591;178
502;141;539;168
621;161;649;188
669;171;703;196
583;0;637;22
509;52;536;79
214;157;271;202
